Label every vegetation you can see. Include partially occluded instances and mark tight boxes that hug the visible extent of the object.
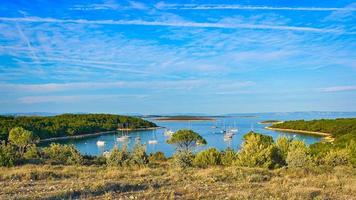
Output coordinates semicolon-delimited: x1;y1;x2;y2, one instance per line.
0;117;355;199
167;129;207;151
271;118;356;139
155;116;215;121
0;114;157;140
271;118;356;166
260;120;282;124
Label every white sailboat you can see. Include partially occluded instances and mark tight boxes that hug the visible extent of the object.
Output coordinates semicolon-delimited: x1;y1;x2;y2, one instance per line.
117;128;130;142
148;130;158;145
230;121;238;133
96;140;105;146
164;129;174;137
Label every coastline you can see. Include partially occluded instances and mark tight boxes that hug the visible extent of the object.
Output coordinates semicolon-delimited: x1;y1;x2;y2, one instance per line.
40;126;163;142
265;126;334;142
258;121;284;125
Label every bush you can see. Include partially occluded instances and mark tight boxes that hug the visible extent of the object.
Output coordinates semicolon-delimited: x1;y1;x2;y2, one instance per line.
323;149;350;167
149;151;166;162
42;143;83;165
130;143;148;167
193;148;221;168
0;142;16;167
220;148;237;166
171;150;194;169
106;145;130;167
23;144;40;160
235;132;280;169
286;141;312;168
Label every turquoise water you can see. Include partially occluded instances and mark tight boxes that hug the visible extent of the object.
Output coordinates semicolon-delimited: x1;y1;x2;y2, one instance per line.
44;112;356;157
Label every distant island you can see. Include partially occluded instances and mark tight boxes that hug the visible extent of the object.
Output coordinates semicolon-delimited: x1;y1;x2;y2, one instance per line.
0;114;157;141
155;116;216;121
259;120;283;124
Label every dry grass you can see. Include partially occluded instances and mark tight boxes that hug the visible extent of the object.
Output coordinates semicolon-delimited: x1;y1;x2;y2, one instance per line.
0;163;355;200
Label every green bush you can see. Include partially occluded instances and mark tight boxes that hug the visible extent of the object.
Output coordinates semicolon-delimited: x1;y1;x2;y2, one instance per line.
106;145;130;167
286;141;312;168
193;148;221;168
171;150;194;169
130;143;148;167
42;143;83;165
235;132;280;169
0;142;16;167
23;144;40;160
149;151;166;162
323;149;350;167
220;148;237;166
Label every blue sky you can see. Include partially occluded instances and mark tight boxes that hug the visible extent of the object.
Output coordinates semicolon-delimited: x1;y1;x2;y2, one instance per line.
0;0;355;114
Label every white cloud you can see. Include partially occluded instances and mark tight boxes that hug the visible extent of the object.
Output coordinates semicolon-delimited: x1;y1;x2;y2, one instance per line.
155;3;356;12
321;85;356;92
0;16;347;34
18;94;148;104
0;80;254;95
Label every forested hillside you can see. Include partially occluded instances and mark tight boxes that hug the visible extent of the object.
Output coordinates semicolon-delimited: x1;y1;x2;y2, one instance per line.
271;118;356;140
0;114;157;140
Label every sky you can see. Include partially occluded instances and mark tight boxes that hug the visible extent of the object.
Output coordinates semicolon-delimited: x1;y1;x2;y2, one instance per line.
0;0;355;115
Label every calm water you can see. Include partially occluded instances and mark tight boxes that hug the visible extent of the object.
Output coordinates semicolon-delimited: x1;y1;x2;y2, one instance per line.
44;112;356;157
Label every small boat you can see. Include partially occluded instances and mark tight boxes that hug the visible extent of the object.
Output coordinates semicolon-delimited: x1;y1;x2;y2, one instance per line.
164;129;174;137
117;135;129;142
229;122;238;132
148;130;158;145
96;140;105;146
230;128;238;133
148;140;158;144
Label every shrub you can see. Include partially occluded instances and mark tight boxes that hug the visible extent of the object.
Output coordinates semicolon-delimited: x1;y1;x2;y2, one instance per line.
149;151;166;162
235;132;280;169
130;143;148;167
42;143;83;165
323;149;350;167
220;148;237;166
0;142;16;167
286;141;312;168
8;127;37;156
276;137;292;160
106;145;130;167
171;150;194;169
23;144;40;160
193;148;221;168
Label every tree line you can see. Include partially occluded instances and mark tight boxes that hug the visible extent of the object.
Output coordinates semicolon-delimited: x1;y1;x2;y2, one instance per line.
0;114;157;140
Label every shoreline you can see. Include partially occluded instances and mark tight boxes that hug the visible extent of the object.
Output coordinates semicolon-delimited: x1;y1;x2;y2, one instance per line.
40;126;163;142
258;121;284;125
265;126;334;142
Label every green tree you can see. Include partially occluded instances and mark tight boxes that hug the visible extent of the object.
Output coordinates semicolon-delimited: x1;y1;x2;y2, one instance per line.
8;127;37;156
235;132;280;169
167;129;207;151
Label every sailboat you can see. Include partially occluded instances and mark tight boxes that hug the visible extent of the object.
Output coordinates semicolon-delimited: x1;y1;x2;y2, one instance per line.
117;127;130;142
164;129;174;137
229;121;238;133
96;140;105;146
148;129;158;144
